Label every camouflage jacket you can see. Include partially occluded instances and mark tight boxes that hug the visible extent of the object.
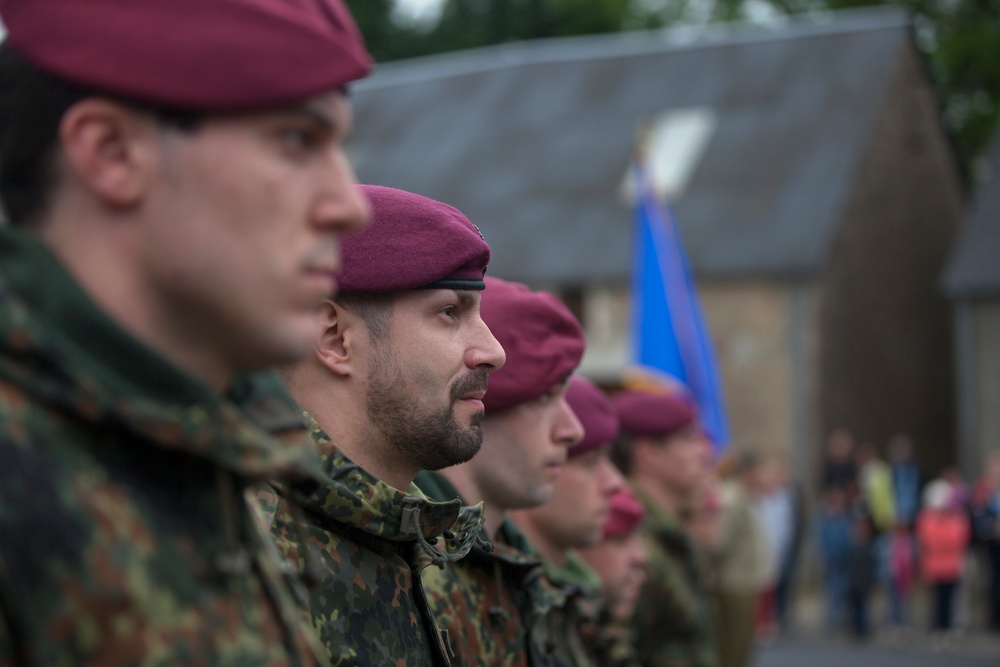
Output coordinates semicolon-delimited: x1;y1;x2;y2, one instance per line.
538;551;603;667
0;227;328;666
414;472;563;667
630;489;718;667
588;611;642;667
259;422;485;667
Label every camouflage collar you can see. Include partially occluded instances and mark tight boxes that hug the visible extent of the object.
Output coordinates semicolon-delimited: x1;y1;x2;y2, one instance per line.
0;227;326;484
416;471;549;570
632;485;694;552
541;549;603;592
535;549;603;612
292;421;485;562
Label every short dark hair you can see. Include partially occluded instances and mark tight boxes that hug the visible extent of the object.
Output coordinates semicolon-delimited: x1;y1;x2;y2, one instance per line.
610;432;639;477
0;44;200;227
334;292;394;341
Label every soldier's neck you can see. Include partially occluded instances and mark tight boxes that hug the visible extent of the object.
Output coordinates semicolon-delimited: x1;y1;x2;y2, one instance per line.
435;468;504;537
507;512;567;568
306;402;420;492
634;476;683;518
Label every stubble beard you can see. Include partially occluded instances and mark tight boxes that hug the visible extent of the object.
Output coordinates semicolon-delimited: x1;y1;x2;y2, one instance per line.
365;349;488;472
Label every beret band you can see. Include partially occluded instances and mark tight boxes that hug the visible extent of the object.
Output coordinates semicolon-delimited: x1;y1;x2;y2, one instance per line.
423;277;487;291
338;186;491;293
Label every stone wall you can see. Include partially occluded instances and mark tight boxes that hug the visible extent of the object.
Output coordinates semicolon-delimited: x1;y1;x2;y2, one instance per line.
818;43;964;476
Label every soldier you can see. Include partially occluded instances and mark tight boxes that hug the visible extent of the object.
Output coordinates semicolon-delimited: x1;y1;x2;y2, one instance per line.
610;389;718;667
259;185;506;666
508;375;625;666
0;0;371;664
416;276;586;666
578;487;649;667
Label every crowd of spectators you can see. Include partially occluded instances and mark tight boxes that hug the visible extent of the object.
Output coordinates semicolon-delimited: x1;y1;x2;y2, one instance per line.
815;430;1000;648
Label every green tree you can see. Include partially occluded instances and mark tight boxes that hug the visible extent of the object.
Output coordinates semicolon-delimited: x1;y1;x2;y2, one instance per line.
344;0;424;62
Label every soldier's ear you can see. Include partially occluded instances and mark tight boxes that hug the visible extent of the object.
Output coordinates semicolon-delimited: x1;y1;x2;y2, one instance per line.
58;99;157;208
632;436;658;470
314;300;354;377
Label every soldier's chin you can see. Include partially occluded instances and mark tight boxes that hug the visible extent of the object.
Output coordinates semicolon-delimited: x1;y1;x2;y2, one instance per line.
423;429;483;471
517;485;554;510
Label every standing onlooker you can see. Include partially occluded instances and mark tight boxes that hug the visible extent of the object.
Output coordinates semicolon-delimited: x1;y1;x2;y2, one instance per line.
884;433;922;636
846;514;878;641
816;486;854;634
714;452;774;667
754;457;806;636
820;428;858;496
942;466;972;511
916;478;972;647
971;450;1000;633
856;442;896;535
888;434;922;529
940;466;974;632
878;518;917;636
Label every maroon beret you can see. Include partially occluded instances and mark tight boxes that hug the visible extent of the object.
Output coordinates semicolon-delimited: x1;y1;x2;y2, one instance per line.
566;376;619;457
603;487;645;539
611;389;696;438
480;277;585;412
0;0;371;110
337;185;490;293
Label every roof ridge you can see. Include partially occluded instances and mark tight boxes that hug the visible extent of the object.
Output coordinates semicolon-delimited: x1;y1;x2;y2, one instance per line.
356;5;911;91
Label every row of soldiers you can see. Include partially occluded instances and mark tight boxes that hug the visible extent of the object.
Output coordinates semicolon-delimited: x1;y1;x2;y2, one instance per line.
0;0;718;665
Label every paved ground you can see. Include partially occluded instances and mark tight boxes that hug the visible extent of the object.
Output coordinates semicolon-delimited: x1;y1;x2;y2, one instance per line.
751;586;1000;667
755;631;1000;667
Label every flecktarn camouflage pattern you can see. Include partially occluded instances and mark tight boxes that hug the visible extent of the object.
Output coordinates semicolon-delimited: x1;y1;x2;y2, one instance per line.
0;227;328;666
538;550;604;667
588;610;642;667
629;488;718;667
541;553;642;666
415;471;564;667
260;420;485;667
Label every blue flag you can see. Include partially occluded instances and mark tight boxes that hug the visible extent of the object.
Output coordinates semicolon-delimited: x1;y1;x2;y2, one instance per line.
628;163;730;452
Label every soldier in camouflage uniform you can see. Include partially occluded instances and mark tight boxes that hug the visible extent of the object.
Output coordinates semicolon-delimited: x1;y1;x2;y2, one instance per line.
579;487;649;667
610;389;718;667
260;185;506;666
416;276;586;666
509;375;626;667
0;0;372;663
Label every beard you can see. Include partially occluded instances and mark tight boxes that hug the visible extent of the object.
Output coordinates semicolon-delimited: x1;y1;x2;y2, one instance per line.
365;348;488;471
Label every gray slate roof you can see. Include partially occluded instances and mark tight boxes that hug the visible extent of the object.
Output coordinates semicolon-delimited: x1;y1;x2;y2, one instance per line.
943;137;1000;298
348;7;913;284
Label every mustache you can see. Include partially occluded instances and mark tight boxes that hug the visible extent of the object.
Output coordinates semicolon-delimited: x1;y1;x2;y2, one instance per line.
450;370;490;402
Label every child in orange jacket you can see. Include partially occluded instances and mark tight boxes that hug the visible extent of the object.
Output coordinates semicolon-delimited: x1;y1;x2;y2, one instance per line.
916;479;971;638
